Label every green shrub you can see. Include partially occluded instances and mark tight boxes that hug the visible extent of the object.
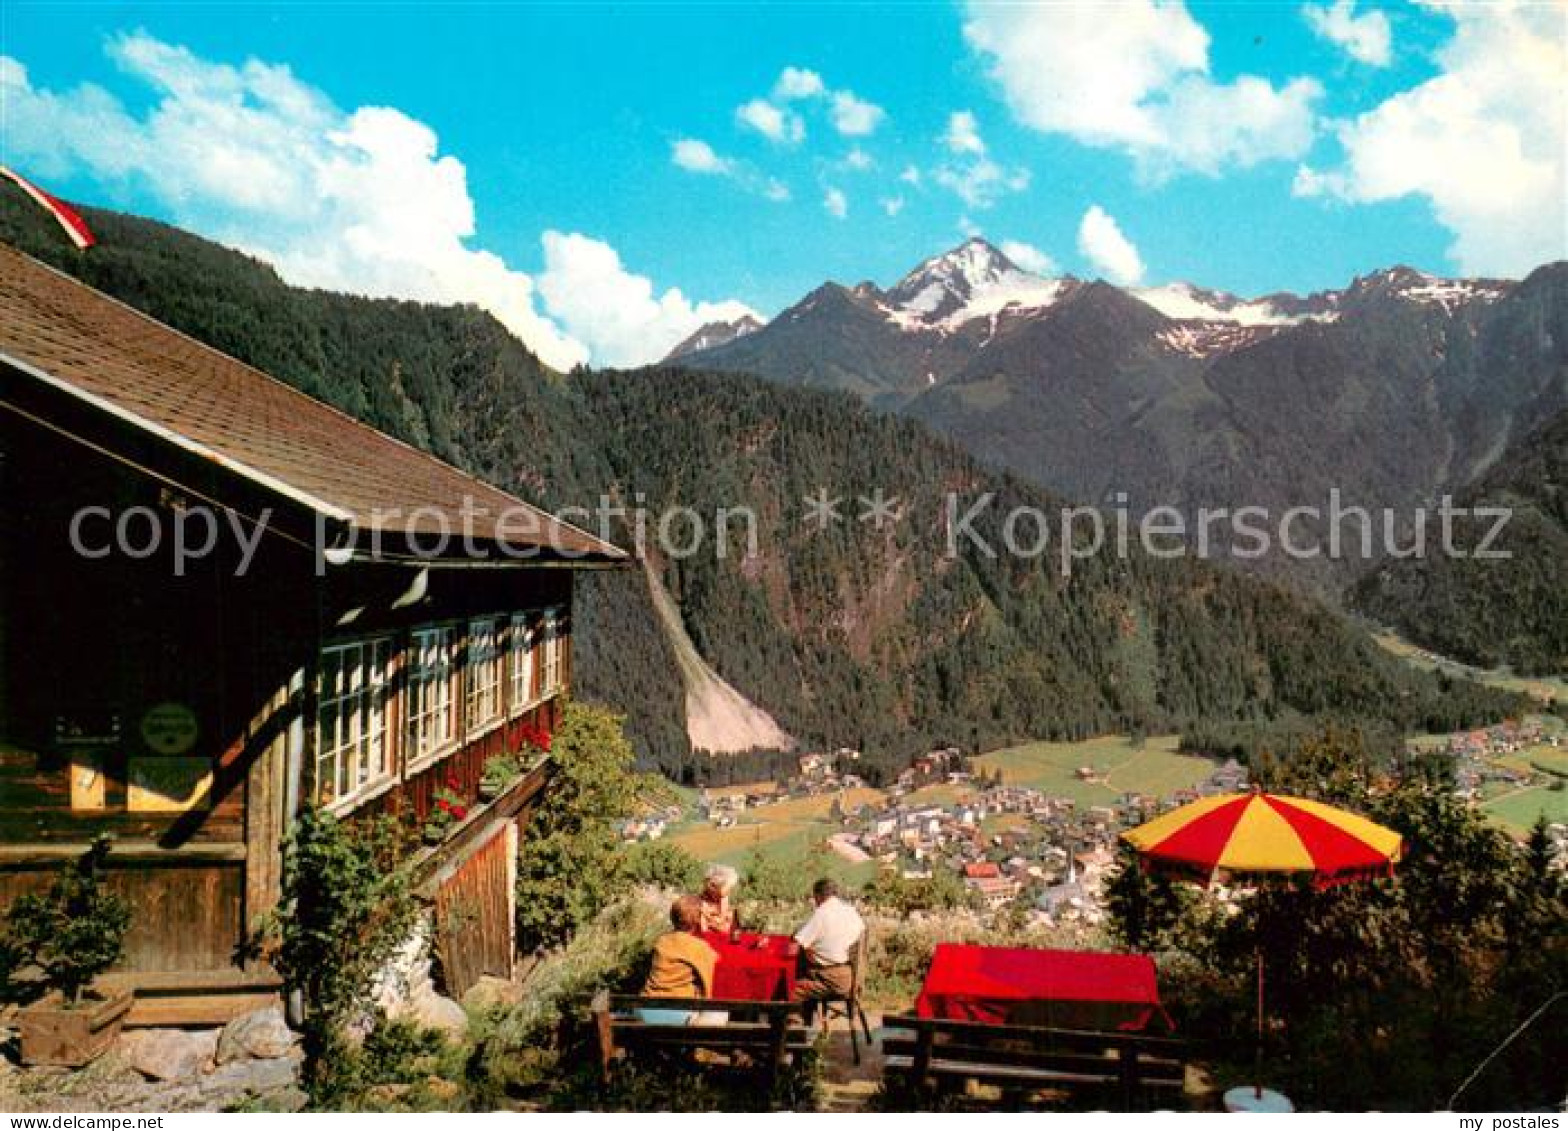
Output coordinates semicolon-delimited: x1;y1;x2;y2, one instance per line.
0;836;130;1006
514;702;639;954
267;808;419;1105
624;841;703;890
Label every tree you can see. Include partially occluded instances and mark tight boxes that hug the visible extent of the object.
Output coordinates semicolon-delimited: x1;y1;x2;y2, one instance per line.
1103;841;1184;953
514;701;640;953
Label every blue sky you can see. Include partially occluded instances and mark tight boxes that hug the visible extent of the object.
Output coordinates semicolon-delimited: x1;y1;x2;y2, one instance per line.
1;2;1563;367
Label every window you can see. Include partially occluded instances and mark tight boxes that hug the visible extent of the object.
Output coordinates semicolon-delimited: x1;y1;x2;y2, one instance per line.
541;608;565;695
408;626;457;763
315;637;394;807
508;613;535;713
466;617;503;733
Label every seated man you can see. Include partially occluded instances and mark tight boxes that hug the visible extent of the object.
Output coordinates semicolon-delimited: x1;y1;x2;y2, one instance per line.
697;863;742;935
791;878;864;1008
639;894;720;1026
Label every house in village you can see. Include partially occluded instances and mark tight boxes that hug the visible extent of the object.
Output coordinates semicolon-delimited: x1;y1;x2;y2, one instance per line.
0;244;626;1025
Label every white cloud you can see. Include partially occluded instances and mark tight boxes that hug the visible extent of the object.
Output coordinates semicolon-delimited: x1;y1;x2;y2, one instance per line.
931;109;1028;209
671;137;732;174
829;90;886;136
774;66;825;101
1000;239;1057;276
537;232;761;367
934;156;1029;209
0;35;755;369
735;97;803;144
1296;2;1566;275
942;110;986;155
1077;205;1145;284
1303;0;1392;67
843;147;874;171
671;135;791;201
823;186;848;219
962;0;1322;178
900;164;922;186
733;67;884;154
880;196;905;217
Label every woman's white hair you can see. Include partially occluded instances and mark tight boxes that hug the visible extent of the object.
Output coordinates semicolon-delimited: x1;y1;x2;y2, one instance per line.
705;863;739;894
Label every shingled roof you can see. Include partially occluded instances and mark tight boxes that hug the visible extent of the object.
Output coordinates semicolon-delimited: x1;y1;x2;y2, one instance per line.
0;242;625;565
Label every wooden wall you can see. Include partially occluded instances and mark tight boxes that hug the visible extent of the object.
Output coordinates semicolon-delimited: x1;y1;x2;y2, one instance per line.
433;820;516;996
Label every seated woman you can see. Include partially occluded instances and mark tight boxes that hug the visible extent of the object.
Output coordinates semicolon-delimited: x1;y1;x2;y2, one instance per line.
697;864;742;935
639;895;720;1026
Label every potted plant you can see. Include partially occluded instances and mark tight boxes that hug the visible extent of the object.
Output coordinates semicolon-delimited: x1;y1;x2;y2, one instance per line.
3;836;133;1066
477;753;521;800
422;773;469;844
516;722;552;762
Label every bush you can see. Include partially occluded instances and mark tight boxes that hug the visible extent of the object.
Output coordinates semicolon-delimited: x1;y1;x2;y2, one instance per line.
473;896;666;1101
321;1018;471;1112
0;835;130;1006
267;808;419;1105
514;702;639;953
624;841;703;890
862;866;974;916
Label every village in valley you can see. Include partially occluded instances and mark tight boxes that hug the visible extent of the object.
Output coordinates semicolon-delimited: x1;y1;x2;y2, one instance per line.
635;715;1567;929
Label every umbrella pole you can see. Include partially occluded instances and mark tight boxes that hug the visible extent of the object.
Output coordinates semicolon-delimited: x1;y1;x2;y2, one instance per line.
1255;945;1265;1100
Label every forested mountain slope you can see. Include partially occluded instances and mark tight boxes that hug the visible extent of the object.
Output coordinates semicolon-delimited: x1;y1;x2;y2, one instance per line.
1352;407;1568;676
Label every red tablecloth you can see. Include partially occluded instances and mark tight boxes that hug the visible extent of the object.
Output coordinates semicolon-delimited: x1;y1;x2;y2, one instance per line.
701;931;798;1001
915;944;1173;1032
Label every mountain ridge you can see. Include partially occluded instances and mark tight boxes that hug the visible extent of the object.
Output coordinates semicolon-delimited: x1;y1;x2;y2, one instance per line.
676;238;1567;593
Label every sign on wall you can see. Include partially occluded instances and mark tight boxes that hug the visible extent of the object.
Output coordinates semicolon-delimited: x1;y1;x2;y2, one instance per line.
139;702;199;755
127;757;212;812
69;752;108;810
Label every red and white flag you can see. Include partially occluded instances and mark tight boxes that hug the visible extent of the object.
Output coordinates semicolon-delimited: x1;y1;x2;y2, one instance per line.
0;165;97;249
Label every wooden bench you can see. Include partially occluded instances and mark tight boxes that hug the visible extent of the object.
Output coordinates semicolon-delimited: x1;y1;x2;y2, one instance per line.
882;1013;1187;1109
589;991;819;1085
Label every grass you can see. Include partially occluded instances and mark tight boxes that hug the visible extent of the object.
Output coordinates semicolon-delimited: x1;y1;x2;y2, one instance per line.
1372;631;1568;705
1483;785;1568;832
665;786;885;890
974;734;1212;806
1492;742;1568;778
900;783;977;807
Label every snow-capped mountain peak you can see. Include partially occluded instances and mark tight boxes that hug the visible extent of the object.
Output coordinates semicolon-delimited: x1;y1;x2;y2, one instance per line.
884;238;1075;331
888;237;1018;311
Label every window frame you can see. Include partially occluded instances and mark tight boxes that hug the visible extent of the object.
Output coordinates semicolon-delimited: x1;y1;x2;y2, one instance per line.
313;635;397;813
406;622;460;774
540;606;566;697
507;612;537;717
464;615;505;738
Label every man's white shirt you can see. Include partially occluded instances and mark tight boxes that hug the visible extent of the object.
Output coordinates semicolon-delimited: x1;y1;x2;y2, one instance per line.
794;895;865;966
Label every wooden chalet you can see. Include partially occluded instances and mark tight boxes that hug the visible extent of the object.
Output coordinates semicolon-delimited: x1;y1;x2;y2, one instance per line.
0;243;627;1024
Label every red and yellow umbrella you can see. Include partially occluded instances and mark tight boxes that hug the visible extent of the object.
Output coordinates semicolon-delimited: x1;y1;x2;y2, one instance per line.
1122;789;1403;1110
1122;790;1404;886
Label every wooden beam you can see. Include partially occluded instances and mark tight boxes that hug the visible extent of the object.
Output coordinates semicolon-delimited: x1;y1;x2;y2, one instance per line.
0;842;246;866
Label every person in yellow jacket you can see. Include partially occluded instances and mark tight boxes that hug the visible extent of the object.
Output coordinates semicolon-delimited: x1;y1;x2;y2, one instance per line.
639;895;720;1025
